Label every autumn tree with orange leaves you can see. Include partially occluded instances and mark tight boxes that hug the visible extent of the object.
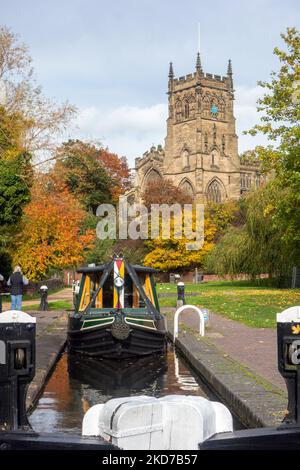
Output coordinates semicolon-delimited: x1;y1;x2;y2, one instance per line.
97;148;132;201
13;176;94;280
53;140;131;211
142;178;193;209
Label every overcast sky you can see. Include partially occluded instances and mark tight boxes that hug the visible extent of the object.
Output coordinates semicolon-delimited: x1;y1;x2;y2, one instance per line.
1;0;299;166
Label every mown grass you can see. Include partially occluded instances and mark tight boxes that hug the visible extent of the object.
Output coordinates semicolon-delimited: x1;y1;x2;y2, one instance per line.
24;300;72;311
157;280;300;328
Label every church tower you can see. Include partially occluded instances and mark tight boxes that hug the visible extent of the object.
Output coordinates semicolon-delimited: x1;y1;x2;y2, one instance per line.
133;53;261;204
164;55;241;202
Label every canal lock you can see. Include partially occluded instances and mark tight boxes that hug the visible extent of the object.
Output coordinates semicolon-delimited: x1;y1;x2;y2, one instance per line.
29;342;244;434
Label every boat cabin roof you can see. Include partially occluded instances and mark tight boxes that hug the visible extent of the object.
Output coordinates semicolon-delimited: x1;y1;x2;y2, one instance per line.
77;264;158;275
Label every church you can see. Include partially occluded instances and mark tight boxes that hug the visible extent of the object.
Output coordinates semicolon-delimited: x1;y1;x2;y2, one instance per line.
134;53;261;203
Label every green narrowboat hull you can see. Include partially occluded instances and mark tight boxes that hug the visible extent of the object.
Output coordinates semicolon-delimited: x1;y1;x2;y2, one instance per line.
68;311;167;359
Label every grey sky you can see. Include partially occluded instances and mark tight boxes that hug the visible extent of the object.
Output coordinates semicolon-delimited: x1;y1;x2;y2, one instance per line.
1;0;299;165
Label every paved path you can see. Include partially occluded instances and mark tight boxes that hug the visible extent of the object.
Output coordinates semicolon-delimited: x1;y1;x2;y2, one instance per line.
162;307;285;390
2;287;73;311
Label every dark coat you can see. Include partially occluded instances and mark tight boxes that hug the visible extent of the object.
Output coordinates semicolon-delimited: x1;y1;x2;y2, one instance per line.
8;272;27;296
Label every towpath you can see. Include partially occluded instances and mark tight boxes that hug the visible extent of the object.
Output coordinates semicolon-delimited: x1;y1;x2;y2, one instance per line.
2;287;73;311
162;307;285;390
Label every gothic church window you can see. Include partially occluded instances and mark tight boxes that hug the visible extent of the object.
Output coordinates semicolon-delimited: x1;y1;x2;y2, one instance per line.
189;95;196;118
184;100;189;119
211;149;219;167
175;100;182;122
145;169;162;186
241;173;246;191
255;173;261;188
179;179;194;198
213;124;217;143
182;149;190;169
240;173;251;191
222;135;226;153
218;98;225;119
246;174;251;189
198;96;202;112
207;180;223;203
204;133;208;152
203;96;210;117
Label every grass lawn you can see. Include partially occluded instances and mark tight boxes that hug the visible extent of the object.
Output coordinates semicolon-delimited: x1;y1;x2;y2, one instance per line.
25;300;72;311
157;280;300;328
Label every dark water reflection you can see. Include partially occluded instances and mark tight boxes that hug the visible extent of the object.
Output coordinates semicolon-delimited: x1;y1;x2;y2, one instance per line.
30;345;214;435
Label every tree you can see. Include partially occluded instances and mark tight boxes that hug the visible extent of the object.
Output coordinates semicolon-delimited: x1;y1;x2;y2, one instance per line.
0;155;31;245
97;149;132;201
0;26;76;161
0;249;12;280
52;140;113;213
0;105;28;160
205;184;294;284
205;200;241;241
206;29;300;283
0;103;33;253
13;176;94;280
246;28;300;260
141;178;193;209
144;215;217;272
247;28;300;158
138;177;215;271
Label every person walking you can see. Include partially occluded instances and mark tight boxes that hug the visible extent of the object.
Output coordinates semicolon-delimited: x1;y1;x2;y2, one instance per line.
7;266;29;311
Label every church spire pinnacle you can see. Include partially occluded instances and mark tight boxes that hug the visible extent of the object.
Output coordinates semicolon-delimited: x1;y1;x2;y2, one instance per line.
168;61;174;80
227;59;232;76
227;59;233;90
196;52;203;74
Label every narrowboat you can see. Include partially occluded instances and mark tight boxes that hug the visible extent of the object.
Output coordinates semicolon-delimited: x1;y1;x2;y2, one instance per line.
67;256;167;358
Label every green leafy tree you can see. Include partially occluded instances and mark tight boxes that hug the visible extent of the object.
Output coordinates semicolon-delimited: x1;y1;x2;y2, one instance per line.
207;29;300;283
246;28;300;254
247;28;300;158
0;155;31;225
0;103;33;256
53;140;113;213
0;249;12;280
205;183;295;284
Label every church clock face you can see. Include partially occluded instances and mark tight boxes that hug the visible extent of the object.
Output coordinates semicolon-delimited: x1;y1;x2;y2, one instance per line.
211;104;219;117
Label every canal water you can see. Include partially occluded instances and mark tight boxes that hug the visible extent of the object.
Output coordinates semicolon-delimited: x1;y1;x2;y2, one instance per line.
30;344;226;435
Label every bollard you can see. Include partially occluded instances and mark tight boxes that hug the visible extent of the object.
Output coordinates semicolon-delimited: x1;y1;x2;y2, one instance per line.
277;306;300;424
0;310;36;431
177;282;185;307
39;285;48;311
